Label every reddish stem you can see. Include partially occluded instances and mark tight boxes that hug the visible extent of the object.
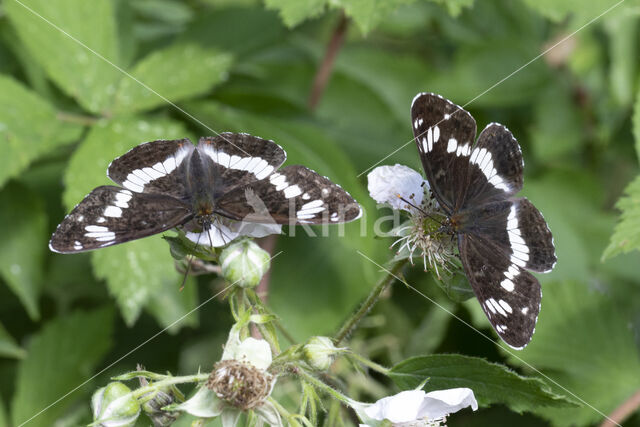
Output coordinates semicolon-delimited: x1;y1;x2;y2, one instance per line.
600;390;640;427
308;14;349;110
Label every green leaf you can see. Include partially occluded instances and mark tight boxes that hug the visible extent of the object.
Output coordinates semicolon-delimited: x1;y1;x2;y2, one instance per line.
265;0;473;33
63;117;191;325
112;43;233;114
603;175;640;260
604;14;638;107
520;0;638;25
263;0;327;28
4;0;121;114
0;75;83;188
0;322;26;359
335;0;416;34
427;0;474;16
0;182;47;320
11;308;114;427
503;281;640;426
389;354;573;412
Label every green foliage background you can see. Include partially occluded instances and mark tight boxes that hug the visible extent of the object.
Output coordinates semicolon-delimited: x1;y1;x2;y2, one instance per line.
0;0;639;425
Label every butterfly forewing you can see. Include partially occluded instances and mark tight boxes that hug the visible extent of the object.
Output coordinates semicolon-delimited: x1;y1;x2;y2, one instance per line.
462;123;524;207
107;139;194;199
197;133;287;193
411;93;477;213
49;186;192;253
216;165;362;224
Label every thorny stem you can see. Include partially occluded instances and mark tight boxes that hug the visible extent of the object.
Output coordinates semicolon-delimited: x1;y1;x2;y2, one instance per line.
334;258;408;345
296;369;353;405
347;351;390;376
123;372;209;401
600;389;640;427
308;13;349;110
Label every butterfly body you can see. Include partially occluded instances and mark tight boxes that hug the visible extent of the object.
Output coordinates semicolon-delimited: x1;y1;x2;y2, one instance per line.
50;133;361;253
411;93;556;349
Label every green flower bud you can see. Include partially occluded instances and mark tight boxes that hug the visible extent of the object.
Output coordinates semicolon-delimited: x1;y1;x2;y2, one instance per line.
219;239;270;288
91;382;140;427
303;336;344;371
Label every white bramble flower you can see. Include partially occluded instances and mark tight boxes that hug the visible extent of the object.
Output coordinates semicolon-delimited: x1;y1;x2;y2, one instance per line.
368;165;456;277
367;164;428;211
184;216;282;248
350;387;477;427
173;325;281;426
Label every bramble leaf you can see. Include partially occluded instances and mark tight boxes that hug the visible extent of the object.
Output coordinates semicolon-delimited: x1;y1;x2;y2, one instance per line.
4;0;121;114
112;43;232;114
390;354;574;412
0;75;83;188
11;308;114;427
603;175;640;259
0;182;47;320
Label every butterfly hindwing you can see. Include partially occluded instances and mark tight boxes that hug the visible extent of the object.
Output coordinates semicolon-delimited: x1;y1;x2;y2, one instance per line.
198;133;287;193
216;165;362;224
49;186;192;253
459;232;541;349
463;123;524;207
508;198;556;273
411;92;477;213
107;139;194;198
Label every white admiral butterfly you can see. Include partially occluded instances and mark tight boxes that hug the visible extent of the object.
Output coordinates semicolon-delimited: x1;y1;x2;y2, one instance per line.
411;93;557;349
49;133;362;253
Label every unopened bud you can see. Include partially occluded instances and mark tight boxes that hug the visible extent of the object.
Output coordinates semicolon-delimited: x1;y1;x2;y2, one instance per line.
138;372;179;426
91;382;140;427
219;239;270;288
303;336;344;371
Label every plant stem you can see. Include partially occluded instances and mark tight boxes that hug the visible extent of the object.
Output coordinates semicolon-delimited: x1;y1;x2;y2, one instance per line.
600;389;640;427
308;13;349;110
334;258;407;345
296;369;352;405
129;373;209;400
347;351;390;375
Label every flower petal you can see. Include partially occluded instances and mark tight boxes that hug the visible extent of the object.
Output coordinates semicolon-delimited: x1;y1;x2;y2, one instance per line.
254;401;283;426
173;386;224;418
222;333;272;370
363;390;426;423
236;337;273;370
418;387;478;420
221;407;241;427
367;164;426;211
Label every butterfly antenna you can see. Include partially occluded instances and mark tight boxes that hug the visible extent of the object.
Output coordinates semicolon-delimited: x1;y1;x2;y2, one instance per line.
396;195;444;225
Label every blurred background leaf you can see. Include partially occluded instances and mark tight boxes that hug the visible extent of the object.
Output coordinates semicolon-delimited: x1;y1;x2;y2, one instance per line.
4;0;121;114
10;308;113;427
